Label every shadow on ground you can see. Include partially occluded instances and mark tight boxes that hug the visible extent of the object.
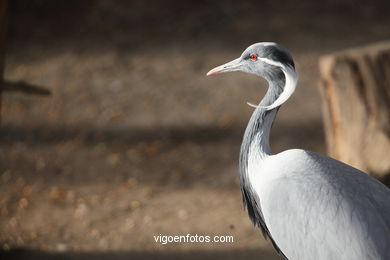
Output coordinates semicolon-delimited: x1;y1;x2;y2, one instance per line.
0;121;324;149
0;248;282;260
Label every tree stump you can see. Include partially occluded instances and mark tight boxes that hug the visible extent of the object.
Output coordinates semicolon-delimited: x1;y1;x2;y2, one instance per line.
319;41;390;179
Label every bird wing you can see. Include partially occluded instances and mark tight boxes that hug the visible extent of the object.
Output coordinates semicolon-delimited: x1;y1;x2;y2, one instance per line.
256;149;390;260
241;184;287;258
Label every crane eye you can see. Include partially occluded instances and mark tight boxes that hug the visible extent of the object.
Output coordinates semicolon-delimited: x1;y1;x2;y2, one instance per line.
250;54;257;61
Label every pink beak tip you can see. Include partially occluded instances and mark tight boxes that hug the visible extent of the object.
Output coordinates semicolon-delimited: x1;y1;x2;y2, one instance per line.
206;68;219;76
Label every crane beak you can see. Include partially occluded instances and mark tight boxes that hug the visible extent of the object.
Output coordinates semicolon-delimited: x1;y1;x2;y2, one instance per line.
206;58;242;76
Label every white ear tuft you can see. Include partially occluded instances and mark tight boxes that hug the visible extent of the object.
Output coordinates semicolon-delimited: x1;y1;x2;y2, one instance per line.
263;65;298;111
246;102;259;108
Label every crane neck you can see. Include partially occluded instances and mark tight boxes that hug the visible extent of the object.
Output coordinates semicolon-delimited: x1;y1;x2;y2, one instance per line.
239;68;290;174
238;64;297;250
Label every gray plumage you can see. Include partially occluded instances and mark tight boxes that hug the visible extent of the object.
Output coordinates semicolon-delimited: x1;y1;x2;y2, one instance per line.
207;42;390;260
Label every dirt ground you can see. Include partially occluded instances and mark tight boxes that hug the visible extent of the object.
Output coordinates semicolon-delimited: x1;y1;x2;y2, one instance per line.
1;1;389;259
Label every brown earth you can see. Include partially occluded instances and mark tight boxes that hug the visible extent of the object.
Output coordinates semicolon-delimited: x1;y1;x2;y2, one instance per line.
1;1;389;259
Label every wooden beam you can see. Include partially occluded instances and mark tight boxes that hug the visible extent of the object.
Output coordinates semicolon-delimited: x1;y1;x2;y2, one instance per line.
0;0;7;123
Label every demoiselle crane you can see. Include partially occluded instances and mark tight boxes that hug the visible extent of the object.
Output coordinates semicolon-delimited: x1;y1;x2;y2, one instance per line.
207;42;390;259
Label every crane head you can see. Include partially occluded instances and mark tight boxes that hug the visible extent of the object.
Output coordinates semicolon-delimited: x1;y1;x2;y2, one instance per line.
207;42;298;110
207;42;295;78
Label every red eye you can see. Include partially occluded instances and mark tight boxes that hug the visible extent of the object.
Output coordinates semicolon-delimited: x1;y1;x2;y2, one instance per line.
250;54;257;61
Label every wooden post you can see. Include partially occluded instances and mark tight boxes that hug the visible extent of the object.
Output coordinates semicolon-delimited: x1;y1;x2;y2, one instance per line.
319;41;390;178
0;0;7;122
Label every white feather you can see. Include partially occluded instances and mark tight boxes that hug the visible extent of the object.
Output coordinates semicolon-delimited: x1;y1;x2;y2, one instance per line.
248;148;390;259
259;58;298;111
247;58;298;110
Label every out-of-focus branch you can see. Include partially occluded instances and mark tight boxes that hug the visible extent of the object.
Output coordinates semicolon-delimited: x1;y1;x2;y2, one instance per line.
1;80;51;95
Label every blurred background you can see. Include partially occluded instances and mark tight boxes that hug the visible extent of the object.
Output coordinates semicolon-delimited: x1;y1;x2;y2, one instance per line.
0;0;389;259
